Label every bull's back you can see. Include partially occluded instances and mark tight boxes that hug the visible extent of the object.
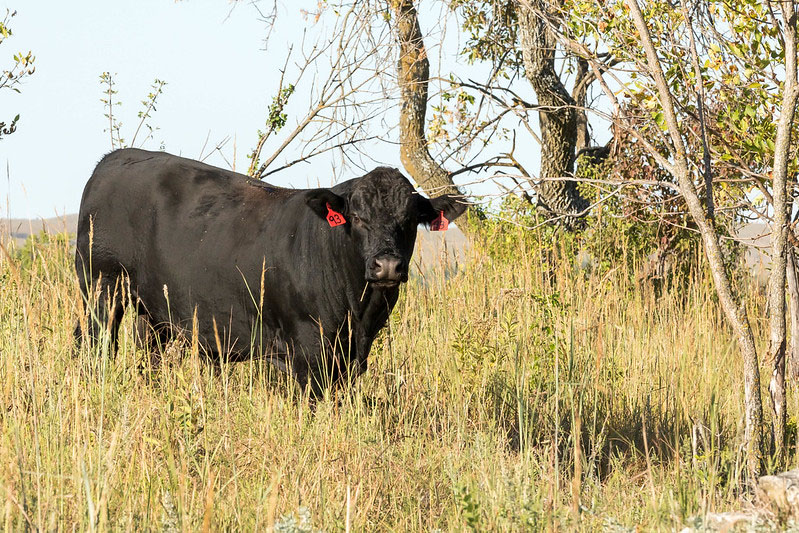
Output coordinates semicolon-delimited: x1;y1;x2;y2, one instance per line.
78;148;264;261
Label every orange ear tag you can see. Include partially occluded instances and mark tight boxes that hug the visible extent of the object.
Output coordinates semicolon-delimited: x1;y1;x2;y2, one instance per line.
430;211;449;231
326;203;346;227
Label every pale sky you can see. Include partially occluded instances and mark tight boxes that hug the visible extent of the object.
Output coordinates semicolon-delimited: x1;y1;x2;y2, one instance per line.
1;0;395;218
0;1;555;219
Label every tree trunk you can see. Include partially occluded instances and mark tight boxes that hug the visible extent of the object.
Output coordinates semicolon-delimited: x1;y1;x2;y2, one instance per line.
625;0;764;483
389;0;477;236
572;57;590;154
787;247;799;379
766;0;799;469
516;1;588;229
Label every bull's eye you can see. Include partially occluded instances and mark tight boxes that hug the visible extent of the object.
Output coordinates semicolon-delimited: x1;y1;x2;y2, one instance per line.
351;214;362;224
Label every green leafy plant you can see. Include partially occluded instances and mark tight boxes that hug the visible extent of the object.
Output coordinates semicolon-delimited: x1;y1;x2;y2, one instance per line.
100;72;168;150
0;9;35;140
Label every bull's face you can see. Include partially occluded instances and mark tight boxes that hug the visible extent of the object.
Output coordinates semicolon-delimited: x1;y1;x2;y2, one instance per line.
306;167;467;289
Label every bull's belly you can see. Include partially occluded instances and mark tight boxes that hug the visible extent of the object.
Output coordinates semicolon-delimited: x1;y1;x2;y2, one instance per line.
131;271;357;382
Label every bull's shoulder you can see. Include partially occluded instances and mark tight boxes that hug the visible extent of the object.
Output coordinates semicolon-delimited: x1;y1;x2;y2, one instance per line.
95;147;166;168
95;149;229;177
240;177;296;201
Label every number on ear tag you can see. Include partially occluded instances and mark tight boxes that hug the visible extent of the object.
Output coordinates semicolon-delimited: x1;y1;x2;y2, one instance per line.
430;210;449;231
326;203;346;227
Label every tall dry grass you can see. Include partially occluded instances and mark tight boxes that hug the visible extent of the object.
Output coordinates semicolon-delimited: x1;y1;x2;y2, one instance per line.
0;224;788;531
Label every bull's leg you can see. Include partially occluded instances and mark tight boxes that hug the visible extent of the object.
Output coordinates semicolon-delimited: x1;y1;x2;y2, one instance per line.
293;327;370;395
274;326;355;397
280;349;330;399
77;275;126;355
338;334;372;386
294;330;340;397
73;259;91;352
134;308;173;370
72;321;83;350
304;356;366;399
338;356;367;388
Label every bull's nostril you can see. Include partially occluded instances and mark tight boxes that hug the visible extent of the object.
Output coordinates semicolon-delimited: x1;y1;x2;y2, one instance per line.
372;258;385;277
370;255;404;281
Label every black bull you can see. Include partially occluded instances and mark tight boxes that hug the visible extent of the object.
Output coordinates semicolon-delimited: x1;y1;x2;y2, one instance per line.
74;148;466;390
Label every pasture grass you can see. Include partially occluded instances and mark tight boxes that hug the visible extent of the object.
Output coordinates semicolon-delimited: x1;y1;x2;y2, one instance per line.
0;224;789;531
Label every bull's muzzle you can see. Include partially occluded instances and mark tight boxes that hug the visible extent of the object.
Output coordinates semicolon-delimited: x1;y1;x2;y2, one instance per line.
367;254;407;287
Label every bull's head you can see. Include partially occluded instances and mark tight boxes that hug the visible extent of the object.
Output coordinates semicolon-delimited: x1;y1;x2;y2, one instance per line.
305;167;468;289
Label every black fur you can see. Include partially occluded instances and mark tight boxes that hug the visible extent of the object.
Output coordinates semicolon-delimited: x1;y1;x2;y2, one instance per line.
74;148;467;392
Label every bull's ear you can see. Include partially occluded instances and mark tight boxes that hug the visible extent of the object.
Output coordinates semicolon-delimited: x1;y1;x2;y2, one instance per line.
417;194;468;225
305;189;348;220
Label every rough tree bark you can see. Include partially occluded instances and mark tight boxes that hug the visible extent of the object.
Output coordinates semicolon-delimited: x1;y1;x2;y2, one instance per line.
516;0;588;229
766;0;799;469
787;247;799;379
572;57;590;155
389;0;477;235
625;0;765;482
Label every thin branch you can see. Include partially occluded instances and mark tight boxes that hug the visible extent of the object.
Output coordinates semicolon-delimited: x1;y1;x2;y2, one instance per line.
681;0;714;219
262;135;377;178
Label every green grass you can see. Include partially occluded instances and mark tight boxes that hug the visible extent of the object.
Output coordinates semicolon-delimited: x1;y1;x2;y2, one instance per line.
0;227;789;531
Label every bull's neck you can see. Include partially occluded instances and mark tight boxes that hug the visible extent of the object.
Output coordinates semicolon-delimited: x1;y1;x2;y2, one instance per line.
322;222;399;328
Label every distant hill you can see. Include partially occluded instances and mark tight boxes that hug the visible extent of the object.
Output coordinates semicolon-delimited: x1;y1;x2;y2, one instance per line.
0;214;79;247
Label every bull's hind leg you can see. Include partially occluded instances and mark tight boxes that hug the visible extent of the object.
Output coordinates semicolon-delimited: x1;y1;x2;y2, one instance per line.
75;274;126;355
134;310;172;371
73;258;90;351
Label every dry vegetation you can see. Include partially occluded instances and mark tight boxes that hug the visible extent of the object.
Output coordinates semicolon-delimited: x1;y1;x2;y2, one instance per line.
0;224;788;531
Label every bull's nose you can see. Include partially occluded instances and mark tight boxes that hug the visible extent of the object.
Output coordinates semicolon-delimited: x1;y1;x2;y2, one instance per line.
370;255;407;282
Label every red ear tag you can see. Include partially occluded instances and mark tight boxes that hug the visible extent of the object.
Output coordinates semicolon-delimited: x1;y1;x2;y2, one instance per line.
326;202;346;227
430;210;449;231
